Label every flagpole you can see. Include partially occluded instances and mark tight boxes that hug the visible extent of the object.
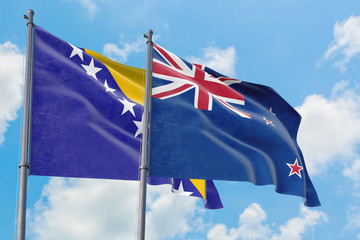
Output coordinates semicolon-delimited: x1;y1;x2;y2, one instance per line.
17;9;34;240
137;29;153;240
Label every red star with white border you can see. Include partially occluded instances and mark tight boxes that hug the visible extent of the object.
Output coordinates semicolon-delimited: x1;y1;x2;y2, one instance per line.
287;159;303;178
263;116;275;127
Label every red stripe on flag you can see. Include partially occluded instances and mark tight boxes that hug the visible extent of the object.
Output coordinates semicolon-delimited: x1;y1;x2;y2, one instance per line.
154;44;182;70
153;83;193;99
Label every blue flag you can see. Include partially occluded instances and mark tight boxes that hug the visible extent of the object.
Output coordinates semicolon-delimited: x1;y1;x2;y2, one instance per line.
149;44;320;207
30;26;223;209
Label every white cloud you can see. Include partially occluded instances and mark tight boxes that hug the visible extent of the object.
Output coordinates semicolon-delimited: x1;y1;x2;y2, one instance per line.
188;46;237;77
270;206;328;240
208;203;271;240
62;0;98;19
0;41;24;145
208;224;239;240
343;158;360;185
103;37;146;63
207;203;327;240
146;184;201;239
28;178;139;240
78;0;98;19
296;80;360;176
323;15;360;71
345;205;360;230
28;178;202;240
236;203;271;240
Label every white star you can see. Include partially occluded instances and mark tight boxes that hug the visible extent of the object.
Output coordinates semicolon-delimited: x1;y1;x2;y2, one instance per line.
172;181;193;196
119;98;136;117
81;58;102;80
69;43;84;61
133;115;143;137
103;80;116;94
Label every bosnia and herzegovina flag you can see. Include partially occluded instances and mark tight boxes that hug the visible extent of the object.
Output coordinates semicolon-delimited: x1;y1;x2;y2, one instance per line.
30;25;223;209
149;44;320;207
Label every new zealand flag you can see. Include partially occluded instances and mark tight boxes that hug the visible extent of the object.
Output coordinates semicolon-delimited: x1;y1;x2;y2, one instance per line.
149;44;320;207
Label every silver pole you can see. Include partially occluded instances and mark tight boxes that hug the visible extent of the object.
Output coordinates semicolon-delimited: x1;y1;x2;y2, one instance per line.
137;29;153;240
17;9;34;240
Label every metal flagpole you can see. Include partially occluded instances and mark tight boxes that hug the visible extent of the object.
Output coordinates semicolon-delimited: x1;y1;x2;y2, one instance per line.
17;9;35;240
137;29;153;240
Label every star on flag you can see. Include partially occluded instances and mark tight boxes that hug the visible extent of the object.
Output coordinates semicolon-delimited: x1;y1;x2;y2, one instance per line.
81;58;102;80
133;115;143;137
269;107;276;115
263;116;275;127
69;44;142;139
119;98;136;117
69;43;84;61
103;79;116;94
287;159;303;178
172;181;193;196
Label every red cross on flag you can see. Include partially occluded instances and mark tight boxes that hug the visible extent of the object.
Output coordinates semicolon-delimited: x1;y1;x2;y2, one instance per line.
152;44;251;119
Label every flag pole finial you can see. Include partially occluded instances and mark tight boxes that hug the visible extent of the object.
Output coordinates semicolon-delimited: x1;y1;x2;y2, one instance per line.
24;9;34;25
28;9;35;16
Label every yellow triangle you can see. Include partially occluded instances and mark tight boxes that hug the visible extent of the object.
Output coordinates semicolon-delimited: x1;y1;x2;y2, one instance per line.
85;49;145;105
190;179;206;199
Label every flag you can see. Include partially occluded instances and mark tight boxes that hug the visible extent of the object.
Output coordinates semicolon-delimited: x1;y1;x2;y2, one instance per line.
148;178;222;209
30;25;222;209
149;44;320;207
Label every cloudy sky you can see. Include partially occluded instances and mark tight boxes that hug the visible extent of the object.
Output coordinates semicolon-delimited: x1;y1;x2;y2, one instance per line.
1;1;360;239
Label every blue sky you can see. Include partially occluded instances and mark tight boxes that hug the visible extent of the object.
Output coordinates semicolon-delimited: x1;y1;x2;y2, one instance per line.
1;0;360;239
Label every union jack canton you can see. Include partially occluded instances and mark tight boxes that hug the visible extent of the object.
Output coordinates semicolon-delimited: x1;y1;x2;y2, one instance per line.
152;44;251;119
